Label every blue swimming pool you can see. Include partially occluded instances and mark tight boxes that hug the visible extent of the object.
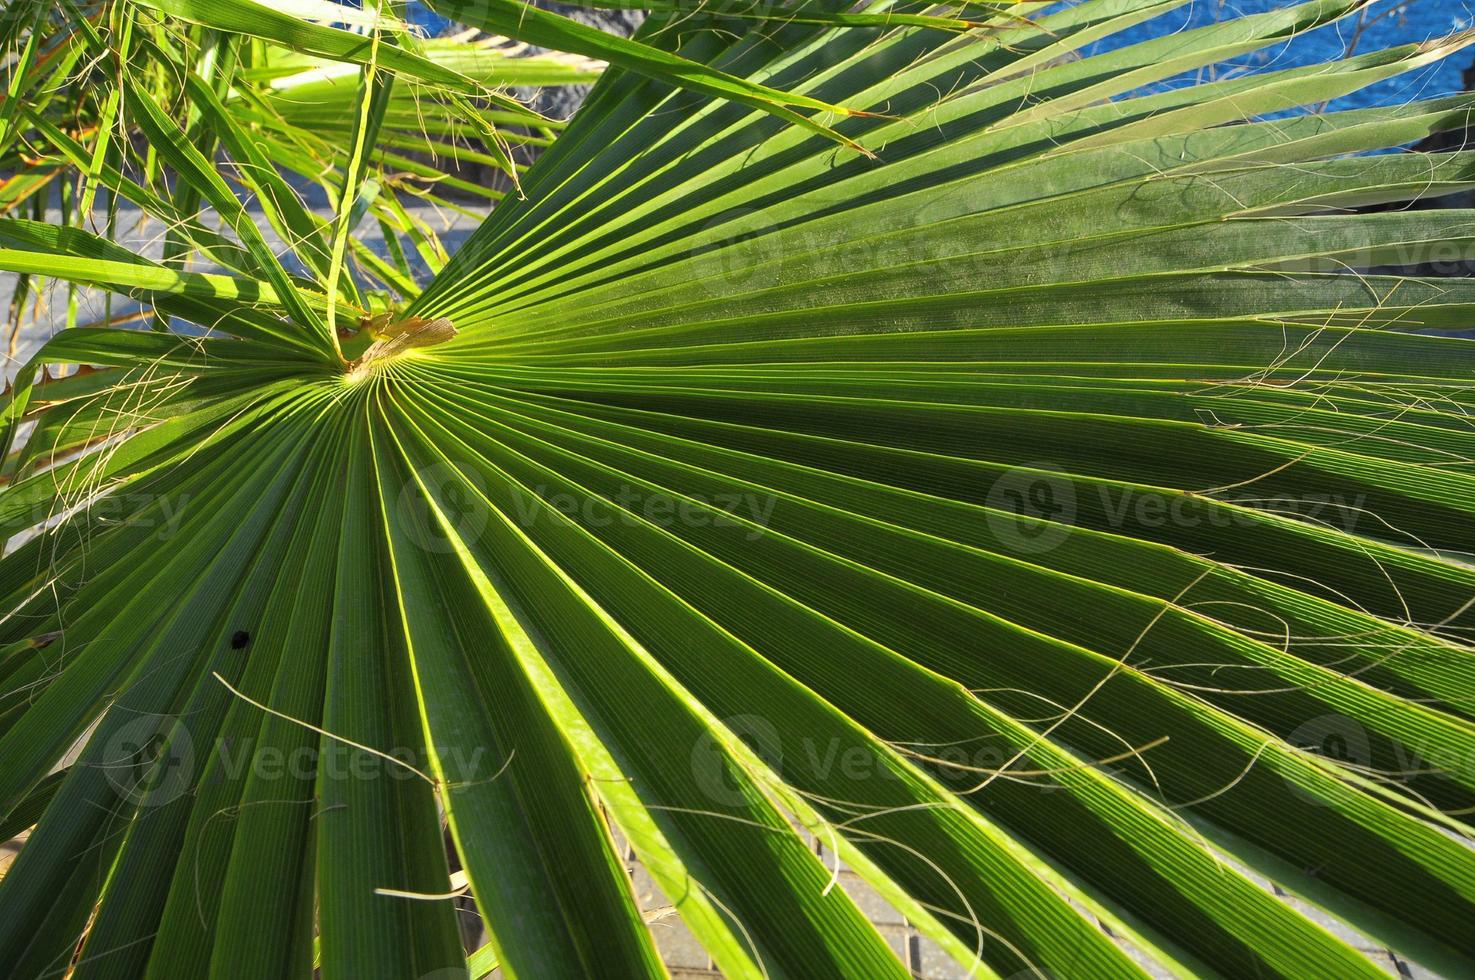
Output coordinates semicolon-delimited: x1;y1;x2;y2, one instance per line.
1090;0;1473;110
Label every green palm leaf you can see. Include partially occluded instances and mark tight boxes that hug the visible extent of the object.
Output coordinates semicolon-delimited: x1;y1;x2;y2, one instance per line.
3;0;1475;977
0;0;599;318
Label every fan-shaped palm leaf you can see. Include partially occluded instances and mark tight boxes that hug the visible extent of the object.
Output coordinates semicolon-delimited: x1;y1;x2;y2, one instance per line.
3;0;1475;977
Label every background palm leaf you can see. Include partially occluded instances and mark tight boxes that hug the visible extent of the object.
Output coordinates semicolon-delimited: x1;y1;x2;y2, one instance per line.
0;0;600;345
3;0;1475;977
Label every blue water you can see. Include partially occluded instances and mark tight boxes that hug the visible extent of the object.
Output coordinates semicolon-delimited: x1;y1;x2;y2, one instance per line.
1093;0;1474;111
409;0;1472;110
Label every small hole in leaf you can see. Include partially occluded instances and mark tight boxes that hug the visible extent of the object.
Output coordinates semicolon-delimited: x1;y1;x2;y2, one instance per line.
231;630;250;650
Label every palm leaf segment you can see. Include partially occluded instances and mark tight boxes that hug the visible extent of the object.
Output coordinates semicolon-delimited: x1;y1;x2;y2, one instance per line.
0;0;599;317
4;0;1475;976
